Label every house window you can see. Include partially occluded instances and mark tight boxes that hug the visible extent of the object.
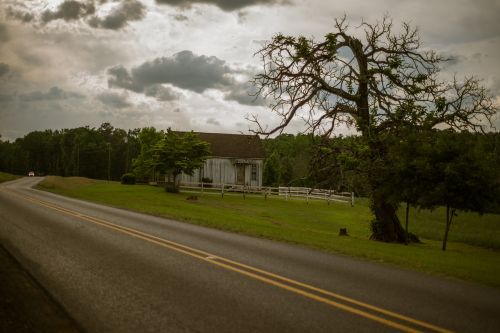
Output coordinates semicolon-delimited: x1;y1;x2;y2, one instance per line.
251;164;257;181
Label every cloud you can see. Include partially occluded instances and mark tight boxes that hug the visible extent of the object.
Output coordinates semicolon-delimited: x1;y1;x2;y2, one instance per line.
108;65;144;92
19;87;85;102
96;92;131;108
108;50;232;93
155;0;289;11
42;0;96;23
490;77;500;97
0;63;9;77
0;94;13;102
0;23;8;42
108;50;267;106
144;84;180;101
172;14;189;21
224;81;266;106
206;117;220;125
452;1;500;43
5;6;35;23
88;0;146;30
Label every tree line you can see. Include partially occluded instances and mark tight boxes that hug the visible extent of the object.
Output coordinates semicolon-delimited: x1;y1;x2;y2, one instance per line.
263;132;499;204
0;124;210;186
0;123;140;180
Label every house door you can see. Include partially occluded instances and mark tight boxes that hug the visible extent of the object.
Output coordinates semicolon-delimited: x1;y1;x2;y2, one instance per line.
236;164;245;185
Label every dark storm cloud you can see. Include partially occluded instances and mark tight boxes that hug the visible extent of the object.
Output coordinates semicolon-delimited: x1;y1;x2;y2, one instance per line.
5;6;35;23
490;77;500;97
19;87;85;102
0;94;13;102
88;0;146;30
0;63;9;77
439;53;466;69
173;14;189;21
206;117;220;126
454;1;500;43
42;0;96;23
144;84;179;101
108;50;232;93
108;65;143;92
0;23;9;42
224;81;266;106
155;0;289;11
96;92;131;108
108;50;267;106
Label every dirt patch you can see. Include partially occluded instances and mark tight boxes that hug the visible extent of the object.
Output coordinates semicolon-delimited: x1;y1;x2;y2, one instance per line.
0;245;83;333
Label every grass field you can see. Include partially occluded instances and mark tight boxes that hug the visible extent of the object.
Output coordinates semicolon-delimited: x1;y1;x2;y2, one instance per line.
37;176;500;287
0;172;21;184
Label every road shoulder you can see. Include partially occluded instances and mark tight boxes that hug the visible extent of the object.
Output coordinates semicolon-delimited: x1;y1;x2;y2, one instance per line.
0;244;83;333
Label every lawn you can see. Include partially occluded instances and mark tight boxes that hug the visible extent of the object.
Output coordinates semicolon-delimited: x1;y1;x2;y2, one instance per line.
0;172;21;184
37;176;500;287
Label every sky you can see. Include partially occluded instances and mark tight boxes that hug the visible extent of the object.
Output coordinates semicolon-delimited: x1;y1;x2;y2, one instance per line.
0;0;499;140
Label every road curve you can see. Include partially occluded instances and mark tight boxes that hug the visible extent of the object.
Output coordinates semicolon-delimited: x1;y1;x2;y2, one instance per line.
0;177;499;333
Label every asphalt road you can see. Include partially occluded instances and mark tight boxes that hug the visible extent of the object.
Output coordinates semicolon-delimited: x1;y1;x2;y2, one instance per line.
1;177;499;333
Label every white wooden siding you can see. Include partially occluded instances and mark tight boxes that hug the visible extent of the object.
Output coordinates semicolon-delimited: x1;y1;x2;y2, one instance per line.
180;158;264;187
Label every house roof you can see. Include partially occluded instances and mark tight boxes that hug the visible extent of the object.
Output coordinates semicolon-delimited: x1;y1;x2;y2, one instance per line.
193;132;265;159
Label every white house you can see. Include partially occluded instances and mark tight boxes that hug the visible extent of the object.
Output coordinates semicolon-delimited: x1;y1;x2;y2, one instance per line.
179;132;265;187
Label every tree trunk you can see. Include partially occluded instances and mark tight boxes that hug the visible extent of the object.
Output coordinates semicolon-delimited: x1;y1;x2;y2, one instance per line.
369;195;407;242
353;44;408;243
365;136;407;243
442;206;454;251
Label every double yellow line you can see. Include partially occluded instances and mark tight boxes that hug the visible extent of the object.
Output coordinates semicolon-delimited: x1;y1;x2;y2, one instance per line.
6;189;453;333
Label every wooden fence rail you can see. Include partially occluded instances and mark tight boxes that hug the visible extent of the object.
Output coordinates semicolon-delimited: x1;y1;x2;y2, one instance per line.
156;181;354;205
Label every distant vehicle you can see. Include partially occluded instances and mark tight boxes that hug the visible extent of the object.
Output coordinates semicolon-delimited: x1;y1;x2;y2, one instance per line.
28;171;35;177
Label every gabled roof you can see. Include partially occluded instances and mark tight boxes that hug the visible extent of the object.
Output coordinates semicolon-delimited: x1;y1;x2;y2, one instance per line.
195;132;265;159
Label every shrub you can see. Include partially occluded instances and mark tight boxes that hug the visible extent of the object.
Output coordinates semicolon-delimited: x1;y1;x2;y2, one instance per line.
121;173;136;185
201;177;213;188
164;181;179;193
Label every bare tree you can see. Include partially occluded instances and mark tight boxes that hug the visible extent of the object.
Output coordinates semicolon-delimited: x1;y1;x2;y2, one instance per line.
250;15;497;242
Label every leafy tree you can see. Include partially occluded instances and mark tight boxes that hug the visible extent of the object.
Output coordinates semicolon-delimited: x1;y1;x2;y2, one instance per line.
263;150;280;186
377;129;435;243
250;15;497;242
420;132;499;250
263;134;316;186
132;127;165;182
151;130;211;192
308;135;371;195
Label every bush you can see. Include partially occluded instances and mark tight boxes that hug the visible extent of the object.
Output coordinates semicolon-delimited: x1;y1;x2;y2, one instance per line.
201;177;212;183
201;177;212;188
164;181;179;193
121;173;136;185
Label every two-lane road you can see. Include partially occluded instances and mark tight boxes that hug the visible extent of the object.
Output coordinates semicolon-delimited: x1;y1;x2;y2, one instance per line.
1;177;499;332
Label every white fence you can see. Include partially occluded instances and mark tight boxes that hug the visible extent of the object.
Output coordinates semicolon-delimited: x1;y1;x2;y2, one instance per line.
156;181;354;205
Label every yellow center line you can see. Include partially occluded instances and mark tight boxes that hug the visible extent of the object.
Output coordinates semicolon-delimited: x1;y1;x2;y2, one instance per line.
5;189;454;333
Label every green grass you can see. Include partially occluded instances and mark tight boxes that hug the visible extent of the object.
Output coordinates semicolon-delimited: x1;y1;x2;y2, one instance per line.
0;172;21;184
400;206;500;250
37;176;500;287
